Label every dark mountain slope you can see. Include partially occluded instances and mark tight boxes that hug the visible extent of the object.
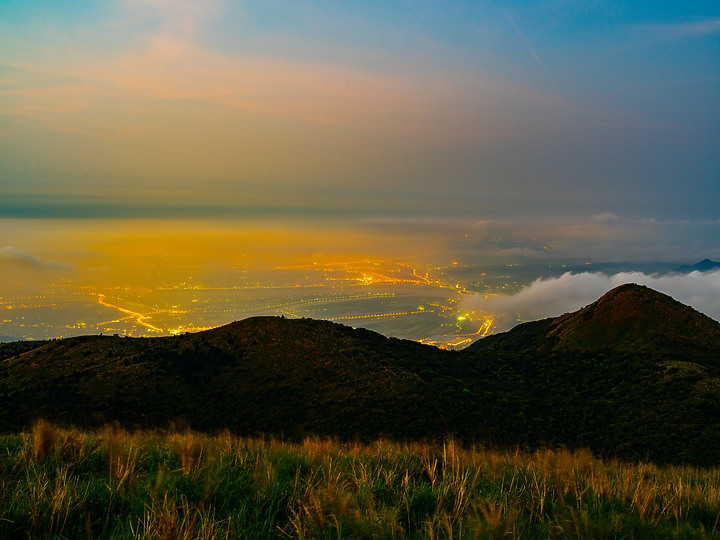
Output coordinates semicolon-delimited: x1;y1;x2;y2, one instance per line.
1;284;720;465
0;317;494;441
466;284;720;465
546;284;720;358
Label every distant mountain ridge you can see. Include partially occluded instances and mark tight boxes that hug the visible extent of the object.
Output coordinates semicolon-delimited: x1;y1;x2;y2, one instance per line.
677;258;720;273
2;284;720;465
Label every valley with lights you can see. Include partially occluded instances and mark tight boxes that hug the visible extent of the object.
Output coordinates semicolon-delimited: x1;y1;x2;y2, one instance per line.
0;258;507;348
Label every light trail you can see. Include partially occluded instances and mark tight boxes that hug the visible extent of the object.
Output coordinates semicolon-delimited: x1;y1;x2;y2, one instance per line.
419;316;494;349
169;326;215;334
94;315;135;326
95;294;166;333
329;310;432;322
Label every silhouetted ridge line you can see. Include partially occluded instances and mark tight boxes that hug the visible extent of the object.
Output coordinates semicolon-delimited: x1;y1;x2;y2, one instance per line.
2;284;720;465
677;258;720;273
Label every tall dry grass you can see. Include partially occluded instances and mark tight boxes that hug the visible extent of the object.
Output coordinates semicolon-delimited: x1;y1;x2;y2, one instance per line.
0;421;719;538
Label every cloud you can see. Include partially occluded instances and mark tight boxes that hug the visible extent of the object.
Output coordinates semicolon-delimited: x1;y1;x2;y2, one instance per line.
591;212;620;222
0;246;71;270
645;19;720;40
0;0;585;147
121;0;226;40
462;270;720;332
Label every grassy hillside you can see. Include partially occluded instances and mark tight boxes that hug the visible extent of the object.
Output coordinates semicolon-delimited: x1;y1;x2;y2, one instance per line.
466;284;720;358
2;421;720;539
2;284;720;466
546;284;720;356
465;285;720;465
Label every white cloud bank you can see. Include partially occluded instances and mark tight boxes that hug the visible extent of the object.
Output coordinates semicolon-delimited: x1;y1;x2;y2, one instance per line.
0;246;70;270
462;270;720;332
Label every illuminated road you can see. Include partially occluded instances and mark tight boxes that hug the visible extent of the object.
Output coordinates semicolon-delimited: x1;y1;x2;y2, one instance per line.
329;310;433;322
419;316;494;349
95;294;183;333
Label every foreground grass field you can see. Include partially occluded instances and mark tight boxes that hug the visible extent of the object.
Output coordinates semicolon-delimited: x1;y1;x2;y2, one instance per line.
1;421;719;539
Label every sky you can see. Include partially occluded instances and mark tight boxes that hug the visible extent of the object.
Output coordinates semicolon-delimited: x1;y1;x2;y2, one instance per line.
1;1;719;328
2;0;718;218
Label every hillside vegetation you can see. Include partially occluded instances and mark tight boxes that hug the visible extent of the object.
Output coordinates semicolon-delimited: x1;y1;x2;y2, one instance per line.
1;284;720;466
2;421;720;539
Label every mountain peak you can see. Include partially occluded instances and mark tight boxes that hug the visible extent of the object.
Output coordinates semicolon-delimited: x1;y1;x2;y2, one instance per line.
677;258;720;273
693;258;720;271
547;283;720;355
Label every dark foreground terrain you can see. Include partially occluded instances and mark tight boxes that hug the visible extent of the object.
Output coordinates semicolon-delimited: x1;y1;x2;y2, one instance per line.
2;284;719;466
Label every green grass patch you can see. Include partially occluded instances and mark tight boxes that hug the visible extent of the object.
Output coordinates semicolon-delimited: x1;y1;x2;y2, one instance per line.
1;421;719;538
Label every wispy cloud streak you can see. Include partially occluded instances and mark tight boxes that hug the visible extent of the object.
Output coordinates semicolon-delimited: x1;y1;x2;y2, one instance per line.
502;10;542;65
644;18;720;40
